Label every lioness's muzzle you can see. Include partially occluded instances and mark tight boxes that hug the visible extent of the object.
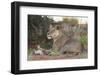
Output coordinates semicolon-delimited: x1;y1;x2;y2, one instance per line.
47;33;52;39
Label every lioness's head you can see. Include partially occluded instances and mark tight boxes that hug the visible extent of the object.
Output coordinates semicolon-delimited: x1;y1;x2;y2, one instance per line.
47;24;62;39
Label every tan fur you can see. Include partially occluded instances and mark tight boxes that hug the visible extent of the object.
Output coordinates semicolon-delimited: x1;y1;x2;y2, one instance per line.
47;23;81;55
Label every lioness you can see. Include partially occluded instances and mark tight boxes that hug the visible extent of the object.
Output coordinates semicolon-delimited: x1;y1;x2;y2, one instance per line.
47;23;81;56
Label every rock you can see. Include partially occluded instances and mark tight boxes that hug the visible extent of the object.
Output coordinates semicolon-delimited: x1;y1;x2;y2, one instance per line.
33;50;44;55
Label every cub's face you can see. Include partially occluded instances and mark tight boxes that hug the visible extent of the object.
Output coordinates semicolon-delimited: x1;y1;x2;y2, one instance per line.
47;25;60;39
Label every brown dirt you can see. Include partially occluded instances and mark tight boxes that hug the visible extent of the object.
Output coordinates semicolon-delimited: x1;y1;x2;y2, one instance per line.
28;51;87;61
31;55;69;60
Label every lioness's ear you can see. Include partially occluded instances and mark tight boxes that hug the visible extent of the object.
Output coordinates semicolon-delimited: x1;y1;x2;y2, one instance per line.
56;26;60;30
56;25;63;30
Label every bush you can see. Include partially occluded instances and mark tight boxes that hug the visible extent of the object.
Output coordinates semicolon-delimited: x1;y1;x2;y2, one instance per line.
63;17;78;25
49;50;60;56
40;39;53;50
28;48;33;55
80;35;88;51
80;35;87;45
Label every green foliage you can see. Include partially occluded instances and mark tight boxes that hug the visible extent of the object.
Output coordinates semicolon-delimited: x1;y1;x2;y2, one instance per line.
63;17;78;25
40;39;53;50
63;18;70;24
70;18;78;25
80;35;87;45
49;50;60;56
28;15;54;49
28;48;33;55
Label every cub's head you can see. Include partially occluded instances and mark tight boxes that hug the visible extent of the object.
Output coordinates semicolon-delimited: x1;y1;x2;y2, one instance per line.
47;24;62;39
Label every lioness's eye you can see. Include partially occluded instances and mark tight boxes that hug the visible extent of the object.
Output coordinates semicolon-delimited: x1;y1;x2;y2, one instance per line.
47;32;49;35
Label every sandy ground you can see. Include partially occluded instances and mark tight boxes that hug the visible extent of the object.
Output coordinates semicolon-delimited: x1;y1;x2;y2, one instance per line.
28;51;88;61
